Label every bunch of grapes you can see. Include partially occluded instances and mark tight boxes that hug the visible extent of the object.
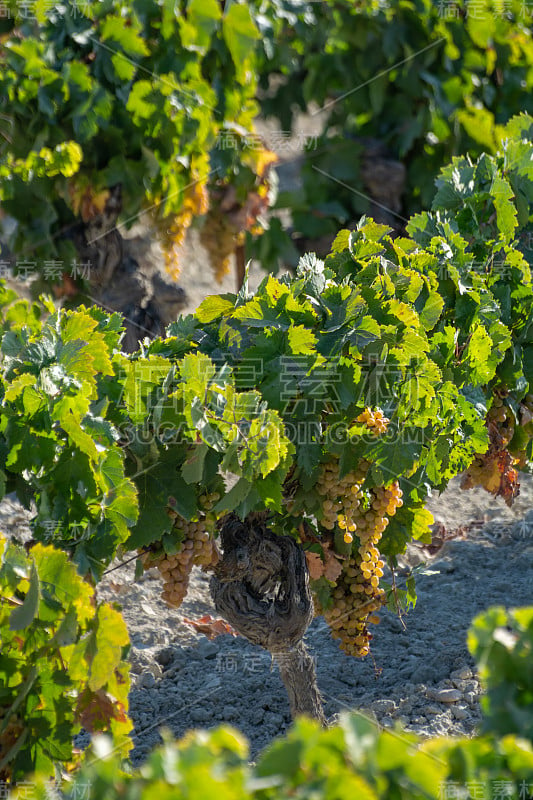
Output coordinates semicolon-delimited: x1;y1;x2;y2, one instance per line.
461;391;520;505
200;212;243;282
312;410;405;657
316;409;389;543
0;714;24;781
320;481;403;656
156;181;209;280
139;493;220;609
324;554;385;657
522;393;533;415
355;407;389;434
515;392;533;468
316;457;370;542
487;394;515;446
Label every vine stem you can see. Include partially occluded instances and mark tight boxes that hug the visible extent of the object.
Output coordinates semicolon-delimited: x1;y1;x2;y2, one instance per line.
210;513;326;724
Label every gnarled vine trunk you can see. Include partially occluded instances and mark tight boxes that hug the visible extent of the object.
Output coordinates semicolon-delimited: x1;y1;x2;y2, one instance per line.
68;185;187;352
210;513;326;724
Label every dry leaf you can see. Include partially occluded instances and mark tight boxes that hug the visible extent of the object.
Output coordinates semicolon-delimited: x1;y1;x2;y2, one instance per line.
305;551;325;580
182;614;238;640
323;552;343;582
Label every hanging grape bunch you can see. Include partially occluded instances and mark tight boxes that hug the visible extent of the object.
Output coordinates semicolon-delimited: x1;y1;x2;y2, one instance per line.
139;492;220;608
516;392;533;467
314;409;403;656
155;180;210;280
0;714;24;782
200;145;277;282
201;211;243;283
461;390;521;505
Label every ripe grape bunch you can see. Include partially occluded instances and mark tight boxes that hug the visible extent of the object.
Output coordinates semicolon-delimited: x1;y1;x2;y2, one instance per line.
461;391;521;505
315;409;404;656
317;409;389;545
0;714;24;781
140;493;220;609
201;211;243;282
322;479;403;656
157;181;209;279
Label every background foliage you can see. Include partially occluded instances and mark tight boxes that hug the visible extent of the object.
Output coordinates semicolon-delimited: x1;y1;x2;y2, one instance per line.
0;534;131;784
0;0;266;282
249;0;533;270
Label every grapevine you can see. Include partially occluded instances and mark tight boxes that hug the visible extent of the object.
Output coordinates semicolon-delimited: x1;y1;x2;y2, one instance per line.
0;0;265;292
2;116;533;747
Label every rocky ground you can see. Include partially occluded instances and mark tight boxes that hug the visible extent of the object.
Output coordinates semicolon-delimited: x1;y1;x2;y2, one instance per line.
2;475;532;761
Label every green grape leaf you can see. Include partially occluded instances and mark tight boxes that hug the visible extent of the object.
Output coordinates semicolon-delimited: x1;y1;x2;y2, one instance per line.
181;443;208;484
4;373;35;402
180;0;222;52
410;506;434;542
100;15;149;57
287;324;317;355
255;471;283;511
214;477;251;513
492;174;518;241
222;4;259;83
9;561;40;630
195;295;235;324
89;604;129;691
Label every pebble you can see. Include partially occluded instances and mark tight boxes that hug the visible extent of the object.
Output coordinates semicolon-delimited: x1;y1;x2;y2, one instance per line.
432;558;455;573
139;713;152;729
267;712;285;728
131;631;160;648
465;692;478;706
203;675;222;692
197;640;218;660
252;709;265;724
450;667;473;681
422;705;441;716
190;707;211;725
451;679;469;690
409;725;431;738
397;698;413;713
452;706;470;720
411;665;440;682
156;647;175;667
380;717;394;729
383;616;404;633
371;699;396;715
428;688;462;704
140;672;156;689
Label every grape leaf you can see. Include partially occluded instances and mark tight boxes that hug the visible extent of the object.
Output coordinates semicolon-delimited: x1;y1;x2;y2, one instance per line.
9;562;40;630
